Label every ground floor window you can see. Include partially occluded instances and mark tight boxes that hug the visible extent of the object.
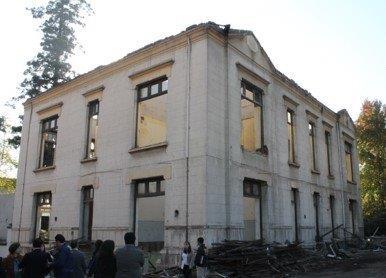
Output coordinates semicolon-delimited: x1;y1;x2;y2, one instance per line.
81;186;94;241
135;178;165;252
35;192;52;243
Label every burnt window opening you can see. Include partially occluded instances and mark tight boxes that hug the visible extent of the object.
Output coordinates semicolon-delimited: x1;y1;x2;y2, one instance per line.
287;110;296;163
325;131;333;176
136;178;165;198
35;192;52;243
85;100;99;159
240;80;264;152
345;142;354;182
308;122;317;171
136;77;168;148
39;116;58;168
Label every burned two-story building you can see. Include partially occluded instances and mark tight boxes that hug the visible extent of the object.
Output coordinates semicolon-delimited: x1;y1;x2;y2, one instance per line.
12;22;363;256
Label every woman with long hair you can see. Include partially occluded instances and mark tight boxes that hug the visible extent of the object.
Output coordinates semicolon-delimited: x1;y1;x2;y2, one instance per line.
87;240;103;277
180;241;193;278
94;240;116;278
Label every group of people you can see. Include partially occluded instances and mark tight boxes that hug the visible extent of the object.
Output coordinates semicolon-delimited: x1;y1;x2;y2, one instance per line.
0;233;209;278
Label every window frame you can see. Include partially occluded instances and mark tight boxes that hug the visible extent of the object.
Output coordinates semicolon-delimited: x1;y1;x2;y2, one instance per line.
85;99;100;159
344;141;354;182
240;79;264;151
287;109;296;163
135;76;168;148
308;122;317;171
39;115;59;168
243;179;262;198
325;131;333;176
135;177;165;198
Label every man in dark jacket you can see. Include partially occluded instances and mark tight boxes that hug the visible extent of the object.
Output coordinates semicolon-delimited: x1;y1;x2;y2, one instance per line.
70;240;86;278
19;238;50;278
194;237;208;278
115;232;144;278
51;234;74;278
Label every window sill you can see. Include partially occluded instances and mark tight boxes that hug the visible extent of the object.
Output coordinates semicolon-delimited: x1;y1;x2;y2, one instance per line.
328;174;335;180
311;169;320;175
80;157;97;164
288;161;300;168
347;180;357;185
241;148;269;157
33;166;56;173
129;141;168;154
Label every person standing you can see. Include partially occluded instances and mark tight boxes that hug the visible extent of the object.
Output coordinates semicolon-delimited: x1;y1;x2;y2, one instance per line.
194;237;208;278
70;240;86;278
94;240;116;278
19;238;50;278
87;240;102;277
51;234;74;278
1;242;23;278
180;241;193;278
115;233;144;278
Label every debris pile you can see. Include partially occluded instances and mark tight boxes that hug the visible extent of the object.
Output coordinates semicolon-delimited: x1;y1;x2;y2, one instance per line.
207;240;317;277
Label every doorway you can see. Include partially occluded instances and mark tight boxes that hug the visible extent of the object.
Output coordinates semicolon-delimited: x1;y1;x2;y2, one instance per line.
135;178;165;252
243;179;263;241
35;192;52;243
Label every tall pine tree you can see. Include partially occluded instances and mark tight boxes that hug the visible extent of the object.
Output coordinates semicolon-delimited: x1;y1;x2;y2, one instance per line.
356;100;386;218
10;0;92;147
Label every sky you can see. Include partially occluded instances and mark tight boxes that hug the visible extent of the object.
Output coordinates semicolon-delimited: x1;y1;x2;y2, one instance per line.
0;0;385;176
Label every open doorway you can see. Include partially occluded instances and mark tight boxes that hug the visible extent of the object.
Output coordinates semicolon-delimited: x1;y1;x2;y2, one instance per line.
35;192;52;243
81;186;94;241
243;179;264;241
135;178;165;252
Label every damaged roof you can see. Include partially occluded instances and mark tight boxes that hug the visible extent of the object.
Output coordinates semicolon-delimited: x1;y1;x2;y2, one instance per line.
25;21;346;121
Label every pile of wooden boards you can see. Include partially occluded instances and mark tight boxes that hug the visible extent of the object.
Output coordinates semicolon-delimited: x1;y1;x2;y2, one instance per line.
207;240;319;277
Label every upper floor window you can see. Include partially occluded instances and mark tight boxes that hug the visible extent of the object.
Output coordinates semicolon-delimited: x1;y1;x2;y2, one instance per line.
325;131;332;176
85;100;99;159
136;78;168;147
240;80;263;152
345;141;354;182
39;116;58;168
287;110;296;163
308;122;317;170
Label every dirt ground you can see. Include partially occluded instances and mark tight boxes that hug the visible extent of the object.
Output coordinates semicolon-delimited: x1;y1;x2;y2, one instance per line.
300;260;386;277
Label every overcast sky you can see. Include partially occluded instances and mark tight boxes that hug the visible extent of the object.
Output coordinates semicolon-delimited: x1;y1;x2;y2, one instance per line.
0;0;385;171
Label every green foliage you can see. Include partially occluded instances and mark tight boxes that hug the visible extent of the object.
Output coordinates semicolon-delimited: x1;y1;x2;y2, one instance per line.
9;0;93;148
356;100;386;218
0;177;16;193
0;115;18;177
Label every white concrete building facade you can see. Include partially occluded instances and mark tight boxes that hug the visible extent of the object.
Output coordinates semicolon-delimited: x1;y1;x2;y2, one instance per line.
12;23;363;255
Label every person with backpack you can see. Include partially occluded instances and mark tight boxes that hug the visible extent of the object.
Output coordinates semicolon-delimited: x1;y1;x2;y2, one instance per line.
194;237;208;278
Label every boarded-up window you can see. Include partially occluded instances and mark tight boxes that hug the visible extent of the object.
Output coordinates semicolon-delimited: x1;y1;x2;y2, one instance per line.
287;110;295;163
240;80;263;152
345;142;354;182
136;78;168;147
309;122;316;170
325;131;332;176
